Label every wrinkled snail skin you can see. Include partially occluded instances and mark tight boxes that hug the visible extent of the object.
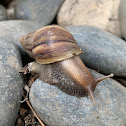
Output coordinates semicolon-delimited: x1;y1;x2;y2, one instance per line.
19;25;114;103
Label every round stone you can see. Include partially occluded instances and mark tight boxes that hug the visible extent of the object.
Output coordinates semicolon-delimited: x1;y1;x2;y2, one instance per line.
66;25;126;77
29;69;126;126
58;0;121;37
15;0;64;26
0;40;23;126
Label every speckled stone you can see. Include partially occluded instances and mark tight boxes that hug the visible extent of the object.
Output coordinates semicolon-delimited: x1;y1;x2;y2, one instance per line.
0;5;7;21
118;0;126;39
0;40;23;126
29;70;126;126
65;25;126;77
15;0;64;26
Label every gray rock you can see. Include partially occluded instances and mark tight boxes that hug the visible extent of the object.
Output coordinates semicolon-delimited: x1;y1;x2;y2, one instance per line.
0;5;7;21
0;20;41;46
0;40;23;126
66;25;126;77
30;70;126;126
0;20;42;63
118;0;126;40
15;0;64;26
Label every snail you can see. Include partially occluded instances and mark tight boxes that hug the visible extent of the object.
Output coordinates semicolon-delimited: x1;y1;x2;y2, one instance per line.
19;25;114;103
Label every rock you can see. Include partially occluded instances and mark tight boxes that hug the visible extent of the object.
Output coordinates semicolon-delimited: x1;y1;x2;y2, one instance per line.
58;0;121;37
0;40;23;126
0;20;42;64
0;5;7;21
30;69;126;126
6;0;17;20
118;0;126;40
15;0;64;26
65;25;126;77
0;20;41;46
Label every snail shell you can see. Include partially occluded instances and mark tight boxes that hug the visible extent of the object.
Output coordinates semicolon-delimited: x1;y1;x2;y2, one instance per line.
20;25;82;64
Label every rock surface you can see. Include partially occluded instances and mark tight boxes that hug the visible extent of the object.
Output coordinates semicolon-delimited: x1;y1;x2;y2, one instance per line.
0;20;41;46
0;20;42;64
0;40;23;126
118;0;126;40
30;70;126;126
58;0;121;37
15;0;64;26
66;25;126;77
0;5;7;21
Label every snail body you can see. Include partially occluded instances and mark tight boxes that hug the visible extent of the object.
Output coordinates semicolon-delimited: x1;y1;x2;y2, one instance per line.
20;25;114;103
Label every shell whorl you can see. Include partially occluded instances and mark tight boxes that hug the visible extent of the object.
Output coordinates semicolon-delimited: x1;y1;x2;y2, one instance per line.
32;25;82;64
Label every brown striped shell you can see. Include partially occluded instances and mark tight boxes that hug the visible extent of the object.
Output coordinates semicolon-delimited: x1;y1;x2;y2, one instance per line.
31;25;82;64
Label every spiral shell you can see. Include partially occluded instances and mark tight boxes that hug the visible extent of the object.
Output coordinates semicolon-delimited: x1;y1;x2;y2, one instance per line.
32;25;82;64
